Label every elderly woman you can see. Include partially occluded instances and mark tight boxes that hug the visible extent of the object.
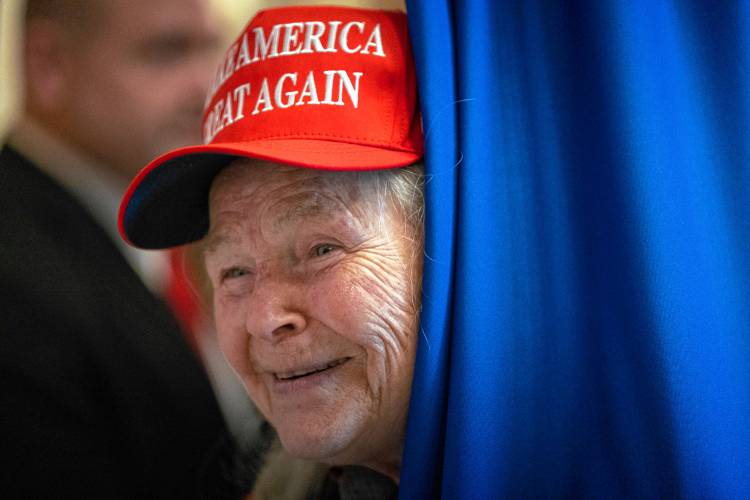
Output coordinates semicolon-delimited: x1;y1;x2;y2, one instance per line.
119;5;423;499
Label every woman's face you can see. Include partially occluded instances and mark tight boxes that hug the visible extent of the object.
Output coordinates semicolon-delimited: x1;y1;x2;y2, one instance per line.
204;160;421;478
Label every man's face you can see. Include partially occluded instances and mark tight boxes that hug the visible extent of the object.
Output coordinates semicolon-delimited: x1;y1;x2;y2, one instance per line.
204;160;421;476
58;0;221;176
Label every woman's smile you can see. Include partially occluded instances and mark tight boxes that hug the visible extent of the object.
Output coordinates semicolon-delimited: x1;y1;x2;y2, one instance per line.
268;356;353;395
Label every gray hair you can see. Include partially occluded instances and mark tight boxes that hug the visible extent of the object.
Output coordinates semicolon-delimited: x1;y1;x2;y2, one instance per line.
352;162;425;251
373;162;425;235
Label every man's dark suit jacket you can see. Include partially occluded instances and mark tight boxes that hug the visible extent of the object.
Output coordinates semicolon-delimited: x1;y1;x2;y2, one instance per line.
0;146;234;499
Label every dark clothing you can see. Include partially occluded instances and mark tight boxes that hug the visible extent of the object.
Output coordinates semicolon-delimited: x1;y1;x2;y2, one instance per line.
207;420;277;498
0;146;235;499
232;424;398;500
320;466;398;500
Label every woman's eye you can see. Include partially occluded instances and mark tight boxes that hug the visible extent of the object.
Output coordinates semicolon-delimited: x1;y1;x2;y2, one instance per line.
313;244;338;257
221;267;251;281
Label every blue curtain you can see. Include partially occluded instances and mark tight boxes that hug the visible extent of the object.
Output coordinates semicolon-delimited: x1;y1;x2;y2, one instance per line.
401;1;750;498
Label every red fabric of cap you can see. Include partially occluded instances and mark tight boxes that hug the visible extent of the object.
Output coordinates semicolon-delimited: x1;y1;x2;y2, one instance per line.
200;6;421;163
119;6;422;249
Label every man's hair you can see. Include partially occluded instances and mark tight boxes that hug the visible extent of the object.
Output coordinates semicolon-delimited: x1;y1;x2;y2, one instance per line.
24;0;100;31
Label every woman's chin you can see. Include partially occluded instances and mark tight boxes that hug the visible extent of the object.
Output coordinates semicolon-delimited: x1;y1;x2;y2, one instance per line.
274;409;369;465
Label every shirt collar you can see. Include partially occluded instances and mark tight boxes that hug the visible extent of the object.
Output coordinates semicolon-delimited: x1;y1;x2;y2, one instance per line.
7;117;168;293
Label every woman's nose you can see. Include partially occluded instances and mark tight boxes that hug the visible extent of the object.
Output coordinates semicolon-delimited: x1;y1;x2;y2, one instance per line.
244;275;307;343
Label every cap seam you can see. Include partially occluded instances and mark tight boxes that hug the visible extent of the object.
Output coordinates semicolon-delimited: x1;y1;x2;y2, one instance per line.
215;131;408;146
387;16;400;145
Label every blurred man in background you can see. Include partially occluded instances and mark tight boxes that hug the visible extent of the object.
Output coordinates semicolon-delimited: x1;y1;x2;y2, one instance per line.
0;1;242;497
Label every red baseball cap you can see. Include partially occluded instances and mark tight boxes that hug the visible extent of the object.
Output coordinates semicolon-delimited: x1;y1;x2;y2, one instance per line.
119;5;423;249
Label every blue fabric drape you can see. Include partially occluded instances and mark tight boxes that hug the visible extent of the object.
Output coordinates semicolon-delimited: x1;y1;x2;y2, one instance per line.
402;1;750;498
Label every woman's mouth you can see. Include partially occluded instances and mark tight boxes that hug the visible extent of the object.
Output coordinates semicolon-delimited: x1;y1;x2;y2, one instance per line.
273;357;350;381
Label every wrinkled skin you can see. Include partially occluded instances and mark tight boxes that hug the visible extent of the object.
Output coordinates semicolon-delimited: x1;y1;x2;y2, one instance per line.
204;160;421;480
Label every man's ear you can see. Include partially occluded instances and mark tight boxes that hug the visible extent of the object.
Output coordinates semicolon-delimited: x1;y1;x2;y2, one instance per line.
23;19;74;115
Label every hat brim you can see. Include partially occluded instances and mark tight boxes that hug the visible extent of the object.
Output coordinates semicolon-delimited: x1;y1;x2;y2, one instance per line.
119;139;421;249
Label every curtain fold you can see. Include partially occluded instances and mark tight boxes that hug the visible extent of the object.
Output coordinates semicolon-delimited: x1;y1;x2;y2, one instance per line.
402;1;750;497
